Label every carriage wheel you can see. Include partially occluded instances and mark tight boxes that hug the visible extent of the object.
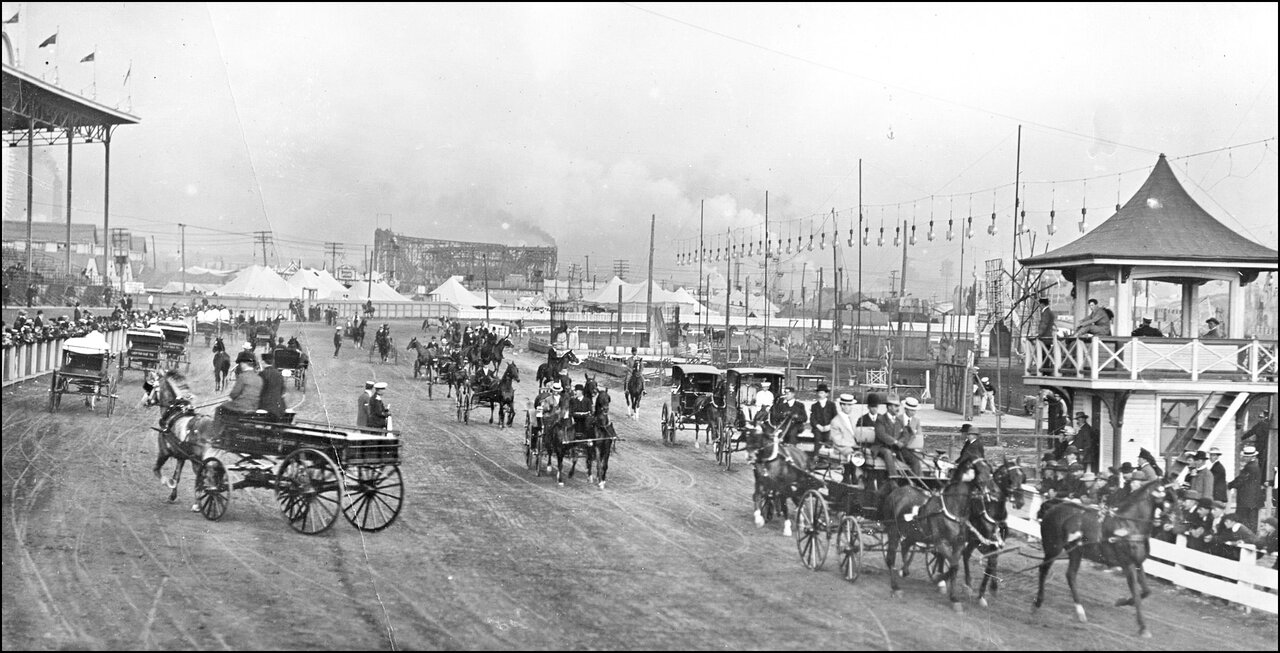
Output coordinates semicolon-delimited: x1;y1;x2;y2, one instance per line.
48;373;61;412
196;458;231;521
341;464;403;532
796;489;831;571
463;395;471;424
660;405;672;444
924;549;949;584
838;516;865;582
106;375;119;417
274;448;342;535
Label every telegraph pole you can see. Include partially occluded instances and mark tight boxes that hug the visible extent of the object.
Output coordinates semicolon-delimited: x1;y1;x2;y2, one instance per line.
698;200;705;351
484;252;491;324
645;214;655;347
763;191;769;366
325;242;342;272
253;231;273;267
898;219;909;334
179;224;186;295
857;159;863;362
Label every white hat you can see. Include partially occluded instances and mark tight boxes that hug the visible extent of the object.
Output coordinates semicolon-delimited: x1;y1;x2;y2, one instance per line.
374;382;388;390
903;397;920;410
980;376;989;383
838;393;856;404
1209;447;1222;455
1241;446;1258;457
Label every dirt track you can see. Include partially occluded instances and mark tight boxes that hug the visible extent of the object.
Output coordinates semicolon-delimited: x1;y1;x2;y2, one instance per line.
3;321;1276;650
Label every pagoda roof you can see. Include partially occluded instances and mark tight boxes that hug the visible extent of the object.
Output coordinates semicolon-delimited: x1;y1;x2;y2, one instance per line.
1020;154;1277;270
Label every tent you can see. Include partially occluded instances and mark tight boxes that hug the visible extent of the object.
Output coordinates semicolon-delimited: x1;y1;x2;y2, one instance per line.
582;276;628;304
288;267;350;299
214;265;296;298
333;280;412;302
157;281;223;294
429;276;502;308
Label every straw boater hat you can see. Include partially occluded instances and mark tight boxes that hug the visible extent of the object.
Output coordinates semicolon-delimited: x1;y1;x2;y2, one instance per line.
1241;446;1259;458
838;393;856;405
903;397;920;410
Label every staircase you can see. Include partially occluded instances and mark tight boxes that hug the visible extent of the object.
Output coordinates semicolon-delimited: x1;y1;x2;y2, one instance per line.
1164;391;1249;479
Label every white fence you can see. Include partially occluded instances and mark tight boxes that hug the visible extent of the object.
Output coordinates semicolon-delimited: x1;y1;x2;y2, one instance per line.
1013;486;1277;614
2;328;129;387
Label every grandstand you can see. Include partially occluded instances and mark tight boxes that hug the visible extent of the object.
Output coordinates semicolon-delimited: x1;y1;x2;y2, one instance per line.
372;228;556;293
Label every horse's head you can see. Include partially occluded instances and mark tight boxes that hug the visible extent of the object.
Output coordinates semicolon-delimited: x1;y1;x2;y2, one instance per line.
504;362;520;383
407;337;419;350
994;458;1027;509
146;369;192;409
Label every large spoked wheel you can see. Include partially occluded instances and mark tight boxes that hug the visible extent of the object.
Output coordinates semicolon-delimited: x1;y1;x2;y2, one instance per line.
106;375;119;416
463;395;471;424
48;373;62;412
341;464;404;532
924;548;949;584
195;457;231;521
274;448;342;535
796;489;831;571
660;404;671;444
838;516;864;582
524;414;535;471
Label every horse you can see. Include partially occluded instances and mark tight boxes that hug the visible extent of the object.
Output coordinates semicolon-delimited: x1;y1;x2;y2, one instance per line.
623;361;645;419
475;362;519;427
406;337;438;380
882;458;1000;612
962;458;1026;607
744;414;820;537
375;330;392;363
690;377;727;449
536;349;580;388
443;352;470;399
1033;478;1167;638
583;374;616;489
481;334;513;370
543;388;590;486
142;369;218;507
213;348;231;392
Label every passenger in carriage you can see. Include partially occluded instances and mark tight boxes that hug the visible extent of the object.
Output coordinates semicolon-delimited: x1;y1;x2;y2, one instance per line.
258;351;288;421
827;393;864;480
770;386;807;445
537;381;564;429
215;357;264;428
879;394;922;477
808;383;837;447
569;384;593;436
956;424;985;467
900;397;925;466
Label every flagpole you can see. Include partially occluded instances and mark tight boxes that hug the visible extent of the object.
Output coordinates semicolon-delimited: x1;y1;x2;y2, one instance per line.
53;26;59;84
92;44;97;99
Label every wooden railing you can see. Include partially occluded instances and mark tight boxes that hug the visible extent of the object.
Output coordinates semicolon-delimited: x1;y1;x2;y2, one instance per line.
1023;336;1278;383
2;329;129;387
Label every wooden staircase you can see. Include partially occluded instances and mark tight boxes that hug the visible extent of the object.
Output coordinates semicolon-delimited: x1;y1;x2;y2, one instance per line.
1164;391;1249;479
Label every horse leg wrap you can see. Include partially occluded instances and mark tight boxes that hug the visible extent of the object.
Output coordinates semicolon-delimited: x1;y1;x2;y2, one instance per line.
903;505;920;522
1066;530;1082;543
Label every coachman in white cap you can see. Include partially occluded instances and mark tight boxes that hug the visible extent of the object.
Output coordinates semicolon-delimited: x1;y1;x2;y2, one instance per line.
1207;446;1228;503
1227;445;1263;531
367;382;392;429
357;381;375;427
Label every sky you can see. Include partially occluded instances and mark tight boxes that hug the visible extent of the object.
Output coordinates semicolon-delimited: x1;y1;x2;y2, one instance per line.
4;2;1277;300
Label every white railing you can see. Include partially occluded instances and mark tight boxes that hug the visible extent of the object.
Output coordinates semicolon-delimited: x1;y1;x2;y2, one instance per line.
1013;486;1277;614
1;328;129;387
1024;336;1279;383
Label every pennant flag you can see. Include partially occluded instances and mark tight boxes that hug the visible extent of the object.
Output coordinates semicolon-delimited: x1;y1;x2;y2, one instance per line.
80;52;95;63
123;62;131;84
4;11;18;23
39;33;57;48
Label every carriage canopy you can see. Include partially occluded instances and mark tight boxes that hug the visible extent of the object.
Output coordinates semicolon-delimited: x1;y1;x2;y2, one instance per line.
272;348;303;369
126;326;166;344
725;367;787;409
62;333;110;356
670;364;724;392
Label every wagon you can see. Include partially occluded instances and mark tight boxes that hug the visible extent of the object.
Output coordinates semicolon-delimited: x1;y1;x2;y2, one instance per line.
120;325;167;374
272;347;308;391
660;363;724;446
157;319;192;371
195;309;232;346
714;367;787;470
193;411;404;534
48;335;118;415
251;323;277;350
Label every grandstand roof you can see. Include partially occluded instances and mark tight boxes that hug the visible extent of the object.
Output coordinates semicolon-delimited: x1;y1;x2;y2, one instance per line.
2;220;99;244
2;62;139;134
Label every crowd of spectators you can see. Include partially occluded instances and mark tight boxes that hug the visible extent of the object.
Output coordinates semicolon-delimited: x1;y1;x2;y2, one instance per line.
3;299;194;350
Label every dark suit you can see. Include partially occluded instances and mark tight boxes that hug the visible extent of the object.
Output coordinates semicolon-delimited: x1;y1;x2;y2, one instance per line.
1227;460;1263;530
809;400;837;445
367;393;391;429
1073;422;1098;471
957;437;985;467
1209;461;1228;503
259;366;287;419
771;399;808;444
1130;324;1163;337
870;412;902;476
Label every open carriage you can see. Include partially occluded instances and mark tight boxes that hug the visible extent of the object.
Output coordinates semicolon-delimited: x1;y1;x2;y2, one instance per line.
120;325;167;374
48;335;118;415
193;411;404;534
251;322;277;351
271;347;308;391
660;364;725;446
157;320;192;371
195;308;231;346
714;367;787;470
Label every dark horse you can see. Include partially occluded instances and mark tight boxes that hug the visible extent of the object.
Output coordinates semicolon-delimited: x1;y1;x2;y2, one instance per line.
1033;478;1167;638
212;337;231;392
583;374;616;489
480;334;514;370
443;352;470;399
543;387;588;486
962;458;1026;607
143;369;217;507
406;337;438;380
474;361;520;427
883;458;1000;612
745;414;820;537
623;360;645;419
536;349;580;388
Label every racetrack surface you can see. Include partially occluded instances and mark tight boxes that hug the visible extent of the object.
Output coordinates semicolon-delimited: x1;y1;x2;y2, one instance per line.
4;321;1276;650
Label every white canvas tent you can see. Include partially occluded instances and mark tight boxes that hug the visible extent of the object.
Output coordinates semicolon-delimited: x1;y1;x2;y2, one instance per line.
335;280;412;302
214;265;296;298
288;267;350;299
429;276;502;308
582;276;628;304
157;281;222;294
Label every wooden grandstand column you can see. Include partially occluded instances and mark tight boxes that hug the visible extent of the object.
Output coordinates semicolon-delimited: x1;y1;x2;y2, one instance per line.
26;120;33;277
102;133;111;294
66;131;74;275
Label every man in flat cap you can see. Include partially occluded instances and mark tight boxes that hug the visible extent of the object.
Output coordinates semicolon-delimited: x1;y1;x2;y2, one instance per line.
1130;317;1163;338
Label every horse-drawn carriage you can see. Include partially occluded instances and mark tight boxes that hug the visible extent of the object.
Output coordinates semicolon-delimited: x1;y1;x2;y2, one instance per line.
272;347;307;391
157;319;192;370
120;325;167;374
48;334;118;415
712;367;787;469
195;308;231;346
458;362;519;426
660;364;725;446
523;376;617;488
251;322;277;351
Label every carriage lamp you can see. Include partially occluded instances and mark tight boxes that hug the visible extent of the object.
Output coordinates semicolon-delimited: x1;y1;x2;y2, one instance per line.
946;218;954;241
1078;207;1088;233
987;212;998;236
1047;209;1057;235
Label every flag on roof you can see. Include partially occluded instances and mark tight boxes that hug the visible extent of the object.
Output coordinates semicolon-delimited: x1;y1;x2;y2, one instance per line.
39;33;57;48
123;61;131;85
4;11;18;23
80;52;95;63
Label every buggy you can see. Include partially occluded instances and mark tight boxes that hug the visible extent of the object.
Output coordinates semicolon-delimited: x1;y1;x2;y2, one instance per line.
714;367;787;470
660;364;725;447
120;325;167;374
48;335;118;415
157;319;192;371
272;347;308;391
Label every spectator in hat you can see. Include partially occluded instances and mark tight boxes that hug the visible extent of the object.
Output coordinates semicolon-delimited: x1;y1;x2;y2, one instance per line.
977;376;996;414
957;424;985;467
367;382;391;429
1257;517;1278;569
1187;451;1215;501
222;357;263;416
770;386;808;445
1185;497;1218;553
1035;296;1057;340
1130;317;1163;338
864;392;900;476
258;351;287;421
357;381;374;427
1227;446;1263;531
1078;471;1108;507
1215;513;1258;559
900;396;924;454
1201;317;1223;339
809;383;837;446
882;394;921;476
828;393;864;475
1207;447;1228;503
1071;298;1112;338
754;379;775;413
1043;389;1069;434
1070;412;1098;472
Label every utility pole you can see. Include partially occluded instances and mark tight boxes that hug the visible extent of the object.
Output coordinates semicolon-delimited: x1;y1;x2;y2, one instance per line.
324;242;342;272
832;208;840;389
484;252;491;324
584;255;590;293
179;224;186;295
857;159;863;363
109;228;129;294
724;228;732;365
763;191;769;366
253;231;273;267
698;200;705;352
645;214;655;347
898;219;909;334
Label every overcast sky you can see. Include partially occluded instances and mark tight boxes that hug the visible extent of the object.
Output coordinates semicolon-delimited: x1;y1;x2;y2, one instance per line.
6;2;1277;297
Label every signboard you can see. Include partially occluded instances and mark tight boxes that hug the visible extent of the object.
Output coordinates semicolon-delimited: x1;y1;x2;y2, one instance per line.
124;281;145;294
984;258;1005;322
335;264;357;282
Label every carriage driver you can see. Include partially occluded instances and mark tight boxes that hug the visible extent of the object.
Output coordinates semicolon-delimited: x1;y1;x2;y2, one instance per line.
211;355;264;433
624;347;643;385
570;384;593;437
537;381;564;429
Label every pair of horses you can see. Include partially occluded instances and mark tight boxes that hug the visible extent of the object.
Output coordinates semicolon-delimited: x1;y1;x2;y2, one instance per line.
469;361;520;427
538;374;615;489
459;334;513;371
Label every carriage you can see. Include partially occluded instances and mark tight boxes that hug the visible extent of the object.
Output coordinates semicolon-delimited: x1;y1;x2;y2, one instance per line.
192;411;404;534
713;367;787;469
251;322;277;351
195;309;231;346
47;335;118;415
120;325;168;374
660;364;725;446
157;320;192;370
458;363;518;426
272;347;307;391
